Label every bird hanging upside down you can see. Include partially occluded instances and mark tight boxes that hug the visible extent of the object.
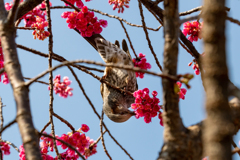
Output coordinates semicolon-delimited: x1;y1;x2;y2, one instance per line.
94;38;138;123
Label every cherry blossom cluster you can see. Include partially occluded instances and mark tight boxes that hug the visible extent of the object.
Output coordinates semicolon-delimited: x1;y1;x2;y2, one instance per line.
61;6;108;37
188;61;200;75
49;75;73;98
182;21;202;42
32;17;50;40
5;1;51;40
19;124;95;159
64;0;91;9
20;144;54;160
19;134;55;160
56;124;97;159
108;0;130;13
132;53;151;79
131;88;163;125
0;39;9;84
175;82;187;100
0;142;10;158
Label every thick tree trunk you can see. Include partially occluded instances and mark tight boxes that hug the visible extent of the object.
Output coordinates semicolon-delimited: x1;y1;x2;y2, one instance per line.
0;1;42;159
202;0;234;159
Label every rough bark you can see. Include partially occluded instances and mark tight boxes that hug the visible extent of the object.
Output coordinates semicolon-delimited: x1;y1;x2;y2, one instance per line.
202;0;234;159
0;0;42;159
158;0;188;159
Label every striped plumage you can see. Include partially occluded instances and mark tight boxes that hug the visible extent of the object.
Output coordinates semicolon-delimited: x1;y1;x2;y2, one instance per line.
95;38;137;122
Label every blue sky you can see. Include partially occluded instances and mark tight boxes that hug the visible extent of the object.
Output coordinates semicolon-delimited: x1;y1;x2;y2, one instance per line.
1;0;240;159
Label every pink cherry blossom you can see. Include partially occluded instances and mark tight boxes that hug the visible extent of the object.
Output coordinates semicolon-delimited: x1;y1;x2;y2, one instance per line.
49;75;73;98
132;53;151;79
61;5;107;37
176;82;187;100
132;88;163;125
182;21;202;42
188;56;202;76
108;0;130;13
81;124;90;132
56;127;97;159
20;125;96;159
0;142;10;158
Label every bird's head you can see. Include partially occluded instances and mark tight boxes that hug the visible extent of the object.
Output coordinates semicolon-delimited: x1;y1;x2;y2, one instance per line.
103;105;135;123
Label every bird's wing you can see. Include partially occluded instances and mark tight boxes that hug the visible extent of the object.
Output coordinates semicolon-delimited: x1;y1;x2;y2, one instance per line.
122;39;132;60
95;38;128;63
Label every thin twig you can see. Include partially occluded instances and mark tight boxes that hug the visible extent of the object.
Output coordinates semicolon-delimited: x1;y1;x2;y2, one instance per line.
43;6;72;10
147;6;163;25
119;21;138;58
0;97;4;138
16;27;35;30
100;111;112;160
52;112;75;132
1;140;19;152
232;148;240;155
24;77;49;85
179;6;230;16
138;1;163;72
89;8;161;31
231;140;240;156
89;130;107;148
179;15;199;24
0;119;17;135
40;121;51;134
227;16;240;26
40;133;86;160
39;121;51;143
179;6;202;16
45;0;60;158
179;40;193;56
24;59;179;87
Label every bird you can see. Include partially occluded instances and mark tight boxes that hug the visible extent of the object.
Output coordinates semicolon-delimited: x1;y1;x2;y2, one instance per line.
94;38;138;123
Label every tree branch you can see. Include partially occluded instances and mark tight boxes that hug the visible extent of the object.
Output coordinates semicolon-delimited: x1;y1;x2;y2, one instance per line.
158;0;187;159
16;0;43;20
24;59;179;87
